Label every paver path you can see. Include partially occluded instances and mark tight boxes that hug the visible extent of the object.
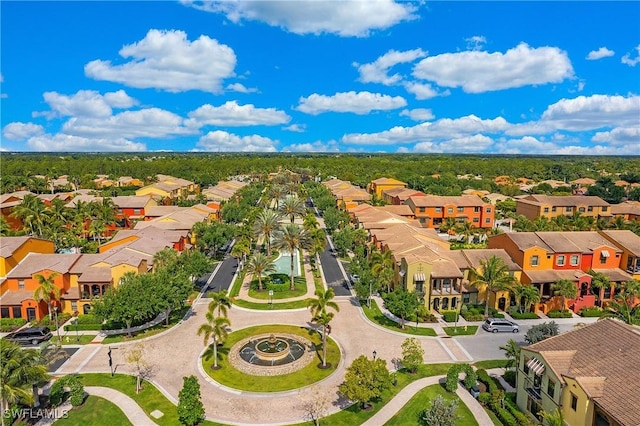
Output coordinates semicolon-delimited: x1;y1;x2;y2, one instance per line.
85;386;156;426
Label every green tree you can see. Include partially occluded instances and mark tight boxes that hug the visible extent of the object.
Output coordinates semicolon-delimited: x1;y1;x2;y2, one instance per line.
197;307;230;369
175;249;213;283
551;279;578;312
253;209;282;256
603;279;640;325
208;290;232;318
278;196;306;223
383;288;421;329
125;343;150;394
401;337;424;373
471;256;516;318
540;408;565;426
589;270;613;307
11;194;48;237
499;339;521;370
307;288;339;368
245;253;276;291
33;272;61;321
152;270;192;326
511;284;541;313
0;340;49;426
153;248;178;271
177;375;205;426
420;395;459;426
272;224;312;290
338;355;393;409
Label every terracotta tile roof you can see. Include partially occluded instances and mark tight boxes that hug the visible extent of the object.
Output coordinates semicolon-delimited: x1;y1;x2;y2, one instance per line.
111;195;153;209
460;249;521;271
6;253;82;278
380;205;415;216
611;201;640;216
526;319;640;426
520;195;610;207
599;230;640;257
523;269;589;283
78;266;112;283
61;287;80;300
591;268;633;282
406;195;486;207
371;177;407;185
145;206;185;217
500;233;554;252
0;290;35;305
0;236;32;258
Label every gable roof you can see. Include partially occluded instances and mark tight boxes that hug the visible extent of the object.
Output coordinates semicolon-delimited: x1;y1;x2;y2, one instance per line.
0;236;33;258
599;230;640;257
6;253;82;278
525;319;640;426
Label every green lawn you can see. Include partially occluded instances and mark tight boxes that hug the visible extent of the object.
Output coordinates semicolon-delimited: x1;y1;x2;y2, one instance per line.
50;334;97;345
384;383;478;426
232;298;312;310
362;300;437;337
443;326;478;336
247;276;307;299
472;359;509;370
76;373;224;426
56;395;132;426
203;324;339;392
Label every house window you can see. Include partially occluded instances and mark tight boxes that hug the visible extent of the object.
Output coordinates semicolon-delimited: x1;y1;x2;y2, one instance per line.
473;218;479;223
557;255;565;266
531;256;539;267
71;302;77;312
485;218;491;223
544;207;549;213
551;207;557;212
419;207;425;213
458;207;464;213
486;207;492;213
463;293;470;304
1;307;9;318
523;357;530;374
566;207;573;213
579;207;585;213
474;207;481;213
547;380;555;398
528;398;543;421
134;208;141;214
18;280;25;290
435;207;442;213
571;393;578;411
448;207;454;214
602;206;608;212
570;255;579;266
588;206;593;212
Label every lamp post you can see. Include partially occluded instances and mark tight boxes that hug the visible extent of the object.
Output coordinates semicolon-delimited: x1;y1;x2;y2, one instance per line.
53;306;61;342
372;350;377;361
454;298;460;333
269;290;274;309
73;317;79;342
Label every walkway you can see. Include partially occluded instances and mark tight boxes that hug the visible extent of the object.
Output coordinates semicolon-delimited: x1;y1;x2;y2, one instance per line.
85;387;157;426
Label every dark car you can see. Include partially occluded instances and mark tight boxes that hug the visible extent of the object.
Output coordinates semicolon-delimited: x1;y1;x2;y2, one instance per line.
469;384;481;399
3;327;52;345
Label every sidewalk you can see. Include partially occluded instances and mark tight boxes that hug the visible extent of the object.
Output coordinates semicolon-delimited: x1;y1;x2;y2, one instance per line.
85;386;157;425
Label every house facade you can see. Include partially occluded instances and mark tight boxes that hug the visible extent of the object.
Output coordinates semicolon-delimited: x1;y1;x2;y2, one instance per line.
404;195;494;230
516;195;611;221
368;177;407;199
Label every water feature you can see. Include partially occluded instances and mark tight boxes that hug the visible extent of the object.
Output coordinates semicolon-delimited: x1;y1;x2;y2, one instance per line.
238;334;306;367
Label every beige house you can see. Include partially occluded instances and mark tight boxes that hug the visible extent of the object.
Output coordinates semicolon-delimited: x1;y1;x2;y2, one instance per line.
516;195;611;221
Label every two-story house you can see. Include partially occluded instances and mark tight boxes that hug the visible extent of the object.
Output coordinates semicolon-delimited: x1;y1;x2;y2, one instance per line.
368;177;407;199
517;319;640;426
404;195;494;230
516;195;611;221
599;230;640;280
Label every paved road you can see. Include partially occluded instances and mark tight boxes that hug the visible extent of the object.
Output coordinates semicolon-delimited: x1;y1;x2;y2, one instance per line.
207;255;238;293
47;348;78;372
318;239;352;296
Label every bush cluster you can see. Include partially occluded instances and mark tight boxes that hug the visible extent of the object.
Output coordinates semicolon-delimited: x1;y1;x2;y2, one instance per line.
0;318;27;332
249;274;292;292
503;370;517;387
578;307;606;317
510;312;539;319
442;310;459;322
547;310;573;318
36;312;72;327
49;375;85;407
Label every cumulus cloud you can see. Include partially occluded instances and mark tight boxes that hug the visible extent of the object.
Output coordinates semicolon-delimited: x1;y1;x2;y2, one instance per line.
284;140;340;152
226;83;258;93
540;94;640;130
400;108;434;121
621;44;640;66
61;108;195;139
185;101;290;127
494;135;632;156
38;90;138;119
342;115;509;145
592;126;640;146
465;35;487;51
26;133;145;152
183;0;418;37
403;82;447;100
586;47;615;60
196;130;278;152
296;91;406;115
3;122;45;141
85;29;236;93
412;43;574;93
411;134;494;153
283;124;306;132
355;48;427;84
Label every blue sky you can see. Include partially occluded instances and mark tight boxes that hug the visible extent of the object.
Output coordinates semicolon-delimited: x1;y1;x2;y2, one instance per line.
1;1;639;154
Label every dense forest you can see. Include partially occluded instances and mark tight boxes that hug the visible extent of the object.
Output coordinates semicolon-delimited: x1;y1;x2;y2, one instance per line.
2;153;639;194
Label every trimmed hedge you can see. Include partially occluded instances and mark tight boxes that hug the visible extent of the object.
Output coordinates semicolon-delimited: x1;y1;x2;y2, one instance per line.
510;312;539;319
0;318;27;332
505;398;533;425
445;363;477;392
579;307;606;317
547;310;573;318
503;370;516;387
442;310;459;322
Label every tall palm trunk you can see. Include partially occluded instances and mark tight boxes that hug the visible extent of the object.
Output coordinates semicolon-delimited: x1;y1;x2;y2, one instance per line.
290;253;295;291
322;326;327;367
213;336;219;368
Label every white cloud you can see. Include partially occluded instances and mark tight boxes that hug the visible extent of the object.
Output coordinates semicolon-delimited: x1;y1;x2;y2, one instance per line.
283;124;306;132
540;94;640;130
413;43;574;93
284;140;340;152
494;135;632;155
26;133;145;152
355;48;427;84
400;108;434;121
184;0;418;37
586;47;615;60
403;82;447;100
196;130;278;152
621;44;640;66
296;91;406;115
61;108;194;139
39;90;138;119
226;83;258;93
412;134;494;153
85;29;236;93
3;122;45;140
185;101;290;127
592;126;640;146
465;35;487;51
342;115;509;145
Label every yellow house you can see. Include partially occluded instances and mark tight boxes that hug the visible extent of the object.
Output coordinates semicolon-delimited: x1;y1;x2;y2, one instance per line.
0;236;55;277
515;195;611;221
517;319;639;426
368;177;407;199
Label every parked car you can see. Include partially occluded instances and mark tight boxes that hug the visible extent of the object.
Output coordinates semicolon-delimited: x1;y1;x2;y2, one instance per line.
482;318;520;333
3;327;52;345
469;384;481;399
350;274;360;283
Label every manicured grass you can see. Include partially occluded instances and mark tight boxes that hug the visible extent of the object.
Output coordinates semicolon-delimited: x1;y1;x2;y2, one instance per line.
443;326;478;336
101;306;189;344
232;298;312;310
309;363;454;426
248;276;307;299
203;324;339;392
362;300;437;337
77;373;224;426
51;334;97;345
472;359;510;370
384;383;478;426
56;395;132;426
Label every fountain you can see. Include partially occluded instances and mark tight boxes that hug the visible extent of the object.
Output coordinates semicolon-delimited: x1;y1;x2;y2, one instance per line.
230;332;315;376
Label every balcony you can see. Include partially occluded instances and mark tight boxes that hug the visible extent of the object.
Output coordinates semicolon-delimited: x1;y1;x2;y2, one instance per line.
526;386;542;401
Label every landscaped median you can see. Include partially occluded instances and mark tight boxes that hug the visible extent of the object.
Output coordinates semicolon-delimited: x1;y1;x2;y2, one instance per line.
361;300;437;337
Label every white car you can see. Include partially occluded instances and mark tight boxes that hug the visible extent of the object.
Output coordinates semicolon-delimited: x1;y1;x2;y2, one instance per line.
351;274;360;283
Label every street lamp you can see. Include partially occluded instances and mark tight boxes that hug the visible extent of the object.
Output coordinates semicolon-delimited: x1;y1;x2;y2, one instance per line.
53;306;61;342
269;290;274;309
72;317;79;342
372;350;377;361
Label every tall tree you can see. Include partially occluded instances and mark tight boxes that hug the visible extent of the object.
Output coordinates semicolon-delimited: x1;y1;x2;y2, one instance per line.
197;308;230;369
510;284;541;313
33;272;61;321
401;337;424;373
551;279;578;312
11;194;48;237
253;209;282;256
421;395;459;426
278;195;306;223
383;288;420;329
471;256;516;318
208;291;232;318
338;355;393;409
307;288;339;368
604;279;640;325
272;224;313;290
499;339;521;370
177;375;205;426
589;270;613;307
245;253;276;291
153;248;178;271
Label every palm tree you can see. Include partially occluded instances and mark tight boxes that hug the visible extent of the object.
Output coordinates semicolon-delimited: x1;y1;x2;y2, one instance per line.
208;291;232;318
539;408;565;426
499;339;521;371
440;217;458;235
153;248;178;271
0;340;49;426
589;270;613;307
197;310;230;370
370;249;395;294
471;256;516;318
253;209;282;256
551;279;578;313
303;212;319;231
245;253;276;291
33;272;61;321
307;288;339;368
510;284;541;313
278;196;306;224
603;279;640;325
11;194;48;237
272;224;313;290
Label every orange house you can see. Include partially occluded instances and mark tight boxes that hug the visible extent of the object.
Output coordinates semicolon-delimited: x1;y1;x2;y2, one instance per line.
0;254;81;321
0;236;55;278
404;195;494;229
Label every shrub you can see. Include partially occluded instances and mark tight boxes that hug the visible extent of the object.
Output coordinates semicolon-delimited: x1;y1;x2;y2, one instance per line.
0;318;27;332
547;309;573;318
36;313;72;327
503;370;517;387
525;321;559;344
477;369;501;394
445;364;476;392
461;310;484;321
579;307;606;317
494;406;519;426
48;380;65;406
69;380;85;406
49;375;84;407
510;312;539;319
442;310;458;322
76;314;103;325
478;392;491;405
505;398;533;426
